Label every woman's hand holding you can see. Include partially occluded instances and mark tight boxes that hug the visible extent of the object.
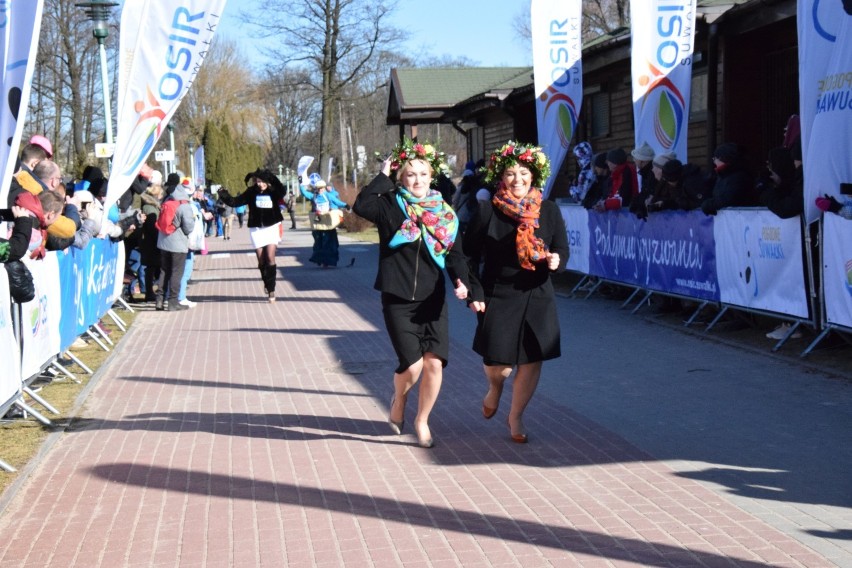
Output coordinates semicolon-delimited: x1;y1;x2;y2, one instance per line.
546;251;560;271
453;279;468;300
468;300;486;313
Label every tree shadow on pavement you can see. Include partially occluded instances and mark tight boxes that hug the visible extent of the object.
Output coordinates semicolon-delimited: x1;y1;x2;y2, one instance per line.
87;462;781;568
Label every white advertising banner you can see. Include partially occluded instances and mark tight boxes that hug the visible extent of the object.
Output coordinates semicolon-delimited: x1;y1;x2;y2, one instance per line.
104;0;230;213
560;204;589;274
822;214;852;329
20;256;61;380
297;156;315;179
714;209;809;318
531;0;583;198
797;0;852;223
0;269;21;407
630;0;697;162
0;0;45;206
194;145;206;188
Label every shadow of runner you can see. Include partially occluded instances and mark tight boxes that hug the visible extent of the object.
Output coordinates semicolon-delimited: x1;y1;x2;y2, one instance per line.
88;463;780;567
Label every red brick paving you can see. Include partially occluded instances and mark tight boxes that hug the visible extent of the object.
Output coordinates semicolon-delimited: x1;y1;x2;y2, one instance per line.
0;228;838;567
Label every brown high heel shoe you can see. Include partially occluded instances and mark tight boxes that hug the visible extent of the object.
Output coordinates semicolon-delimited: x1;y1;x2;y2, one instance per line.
482;384;503;419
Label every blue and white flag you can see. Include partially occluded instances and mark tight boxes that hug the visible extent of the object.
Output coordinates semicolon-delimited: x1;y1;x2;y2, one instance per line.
105;0;229;213
531;0;583;198
630;0;696;161
194;144;206;188
0;1;45;206
797;0;852;223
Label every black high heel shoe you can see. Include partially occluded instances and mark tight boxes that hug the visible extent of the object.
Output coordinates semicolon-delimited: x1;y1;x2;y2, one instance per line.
388;395;404;435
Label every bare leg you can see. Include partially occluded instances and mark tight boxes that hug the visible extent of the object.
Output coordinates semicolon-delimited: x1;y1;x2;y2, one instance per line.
483;364;512;417
412;353;443;445
507;362;542;438
390;358;424;426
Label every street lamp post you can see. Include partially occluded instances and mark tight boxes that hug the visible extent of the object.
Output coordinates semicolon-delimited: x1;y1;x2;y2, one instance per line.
167;124;176;174
76;1;118;145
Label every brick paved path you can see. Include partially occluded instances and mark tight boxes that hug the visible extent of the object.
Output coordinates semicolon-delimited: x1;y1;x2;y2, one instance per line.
0;225;847;567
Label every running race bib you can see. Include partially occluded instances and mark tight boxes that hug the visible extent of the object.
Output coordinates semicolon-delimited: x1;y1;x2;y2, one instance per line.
255;194;273;209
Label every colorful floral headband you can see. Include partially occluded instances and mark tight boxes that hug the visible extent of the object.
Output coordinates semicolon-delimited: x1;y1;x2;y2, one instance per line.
483;141;551;188
385;137;450;180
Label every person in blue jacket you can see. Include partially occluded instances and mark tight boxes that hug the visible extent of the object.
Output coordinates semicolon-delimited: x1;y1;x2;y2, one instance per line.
300;179;348;268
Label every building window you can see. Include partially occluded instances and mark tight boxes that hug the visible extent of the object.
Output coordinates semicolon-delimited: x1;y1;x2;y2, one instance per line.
588;90;610;138
690;72;707;119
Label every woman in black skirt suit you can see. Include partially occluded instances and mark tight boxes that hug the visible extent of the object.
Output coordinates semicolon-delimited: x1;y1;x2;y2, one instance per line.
464;141;569;444
353;139;470;448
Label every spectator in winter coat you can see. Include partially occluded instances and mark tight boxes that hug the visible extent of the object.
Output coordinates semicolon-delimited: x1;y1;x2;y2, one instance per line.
701;143;757;215
595;148;638;211
154;185;195;312
568;142;595;203
758;147;803;219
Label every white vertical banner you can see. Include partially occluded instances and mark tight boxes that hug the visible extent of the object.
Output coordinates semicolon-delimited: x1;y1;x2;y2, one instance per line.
104;0;229;213
0;0;45;206
0;269;21;407
630;0;696;161
193;145;205;188
822;214;852;329
560;203;589;274
531;0;583;198
797;1;852;224
20;255;61;380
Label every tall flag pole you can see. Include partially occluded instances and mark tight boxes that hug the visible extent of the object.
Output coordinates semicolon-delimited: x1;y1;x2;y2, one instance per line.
104;0;229;213
0;1;45;206
630;0;696;161
531;0;583;199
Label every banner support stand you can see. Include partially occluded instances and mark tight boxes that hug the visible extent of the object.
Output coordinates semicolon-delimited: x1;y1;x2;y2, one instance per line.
50;361;80;384
13;399;50;426
86;329;110;352
115;297;134;313
65;351;93;374
106;309;126;332
630;291;654;315
92;323;114;347
22;386;59;415
0;458;15;473
683;301;710;327
619;286;643;309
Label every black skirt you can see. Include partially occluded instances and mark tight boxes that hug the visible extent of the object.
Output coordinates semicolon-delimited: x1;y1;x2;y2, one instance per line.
381;289;448;373
473;280;561;366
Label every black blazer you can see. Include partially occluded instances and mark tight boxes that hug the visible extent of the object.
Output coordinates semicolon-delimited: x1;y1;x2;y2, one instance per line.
353;173;469;301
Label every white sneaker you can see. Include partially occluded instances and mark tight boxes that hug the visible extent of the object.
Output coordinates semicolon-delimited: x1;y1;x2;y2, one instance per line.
70;337;87;349
766;323;802;340
179;299;197;308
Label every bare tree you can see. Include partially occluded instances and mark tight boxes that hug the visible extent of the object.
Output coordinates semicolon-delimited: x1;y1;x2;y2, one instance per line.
258;67;321;169
242;0;403;169
516;0;630;43
169;38;268;172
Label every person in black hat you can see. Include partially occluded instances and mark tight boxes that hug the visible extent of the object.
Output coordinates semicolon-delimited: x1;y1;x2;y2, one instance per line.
701;143;756;215
759;147;803;219
217;169;287;302
581;152;612;210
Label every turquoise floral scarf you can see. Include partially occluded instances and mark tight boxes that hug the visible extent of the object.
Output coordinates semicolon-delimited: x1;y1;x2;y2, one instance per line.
389;187;458;268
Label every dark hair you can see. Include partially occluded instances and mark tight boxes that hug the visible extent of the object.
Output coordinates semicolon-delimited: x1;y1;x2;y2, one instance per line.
20;144;48;164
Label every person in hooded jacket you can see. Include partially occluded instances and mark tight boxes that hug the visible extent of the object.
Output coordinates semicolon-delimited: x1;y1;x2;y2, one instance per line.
217;169;286;302
568;142;595;203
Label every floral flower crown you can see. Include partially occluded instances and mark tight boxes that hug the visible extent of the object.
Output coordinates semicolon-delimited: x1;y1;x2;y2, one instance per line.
385;137;450;180
483;141;551;188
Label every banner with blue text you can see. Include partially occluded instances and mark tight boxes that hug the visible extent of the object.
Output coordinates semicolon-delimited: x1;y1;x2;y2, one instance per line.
105;0;230;213
630;0;696;162
531;0;582;198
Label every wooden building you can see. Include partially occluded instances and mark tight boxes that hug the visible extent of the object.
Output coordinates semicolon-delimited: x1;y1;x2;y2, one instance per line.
386;0;799;197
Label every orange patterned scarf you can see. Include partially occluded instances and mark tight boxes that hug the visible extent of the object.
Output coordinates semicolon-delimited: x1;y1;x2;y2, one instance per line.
491;186;548;270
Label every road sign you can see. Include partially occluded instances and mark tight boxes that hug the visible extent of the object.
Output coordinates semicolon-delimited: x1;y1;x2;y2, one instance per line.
155;150;175;162
95;143;115;158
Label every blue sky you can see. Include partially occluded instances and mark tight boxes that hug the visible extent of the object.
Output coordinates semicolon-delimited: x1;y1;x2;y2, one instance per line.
214;0;532;69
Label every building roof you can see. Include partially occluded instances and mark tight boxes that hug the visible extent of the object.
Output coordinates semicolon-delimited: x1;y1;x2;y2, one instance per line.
387;67;533;125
